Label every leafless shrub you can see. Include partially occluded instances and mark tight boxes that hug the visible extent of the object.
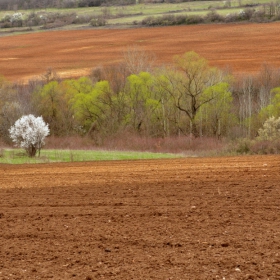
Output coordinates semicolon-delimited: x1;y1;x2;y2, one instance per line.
123;45;156;75
90;16;106;27
250;140;280;154
205;10;225;23
183;15;203;24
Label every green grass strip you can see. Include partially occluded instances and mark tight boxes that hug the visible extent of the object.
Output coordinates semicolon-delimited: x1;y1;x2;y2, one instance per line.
0;149;180;164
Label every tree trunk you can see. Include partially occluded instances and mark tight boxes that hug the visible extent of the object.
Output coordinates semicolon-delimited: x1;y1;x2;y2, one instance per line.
190;119;199;138
27;145;37;157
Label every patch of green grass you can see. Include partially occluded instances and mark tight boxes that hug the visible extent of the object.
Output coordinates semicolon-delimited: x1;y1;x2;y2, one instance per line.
0;148;181;164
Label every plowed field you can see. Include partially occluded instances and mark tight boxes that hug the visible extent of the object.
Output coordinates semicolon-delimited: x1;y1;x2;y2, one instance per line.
2;22;280;82
1;155;280;279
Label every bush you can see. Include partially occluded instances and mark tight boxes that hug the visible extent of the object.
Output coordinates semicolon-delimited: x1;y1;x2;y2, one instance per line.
205;11;225;23
90;16;106;26
142;12;228;27
239;8;255;20
224;13;240;23
9;115;50;157
185;15;204;25
73;14;94;24
141;16;157;26
141;14;204;26
0;21;12;28
252;10;269;22
228;117;280;155
250;140;280;154
257;116;280;141
235;138;251;154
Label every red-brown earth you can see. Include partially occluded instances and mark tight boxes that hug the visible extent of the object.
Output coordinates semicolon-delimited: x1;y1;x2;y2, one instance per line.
2;22;280;82
1;156;280;279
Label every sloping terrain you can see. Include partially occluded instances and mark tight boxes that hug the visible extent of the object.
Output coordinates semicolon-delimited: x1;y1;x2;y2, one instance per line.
0;156;279;279
2;22;280;81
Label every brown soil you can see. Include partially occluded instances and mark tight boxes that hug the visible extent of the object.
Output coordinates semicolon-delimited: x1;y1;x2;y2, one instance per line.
0;155;280;279
2;22;280;82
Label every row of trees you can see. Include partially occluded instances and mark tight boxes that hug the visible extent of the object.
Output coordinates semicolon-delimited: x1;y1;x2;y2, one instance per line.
0;0;193;10
0;0;140;10
2;8;276;30
2;2;280;31
140;3;280;27
1;51;280;144
0;10;108;29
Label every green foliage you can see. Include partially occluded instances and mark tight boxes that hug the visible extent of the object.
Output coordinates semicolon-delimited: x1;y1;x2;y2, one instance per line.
70;77;111;132
260;87;280;120
162;51;229;136
32;80;75;135
196;82;236;137
5;50;280;144
234;138;251;154
0;77;24;142
125;72;161;134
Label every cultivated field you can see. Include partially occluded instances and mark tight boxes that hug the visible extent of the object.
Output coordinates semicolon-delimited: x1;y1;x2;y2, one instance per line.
2;22;280;82
1;156;280;279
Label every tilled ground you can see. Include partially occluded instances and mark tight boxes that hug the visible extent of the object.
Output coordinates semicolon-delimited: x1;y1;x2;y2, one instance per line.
2;22;280;81
0;156;280;279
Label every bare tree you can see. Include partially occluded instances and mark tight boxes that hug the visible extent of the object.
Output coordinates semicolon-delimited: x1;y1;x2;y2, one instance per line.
41;68;61;84
123;45;156;75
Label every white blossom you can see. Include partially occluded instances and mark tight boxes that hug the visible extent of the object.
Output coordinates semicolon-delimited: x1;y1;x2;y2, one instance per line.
257;116;280;141
11;12;23;22
9;114;50;157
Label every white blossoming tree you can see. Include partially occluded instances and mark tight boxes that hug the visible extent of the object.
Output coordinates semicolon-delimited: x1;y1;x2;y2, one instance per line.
9;115;50;157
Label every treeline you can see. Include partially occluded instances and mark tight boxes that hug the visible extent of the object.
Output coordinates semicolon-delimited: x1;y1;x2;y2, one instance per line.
1;51;280;148
0;0;136;10
2;6;280;31
0;10;107;29
140;6;280;27
0;0;197;10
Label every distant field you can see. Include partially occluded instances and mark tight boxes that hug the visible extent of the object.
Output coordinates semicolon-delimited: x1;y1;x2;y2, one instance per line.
0;0;269;33
0;0;263;20
1;21;280;82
